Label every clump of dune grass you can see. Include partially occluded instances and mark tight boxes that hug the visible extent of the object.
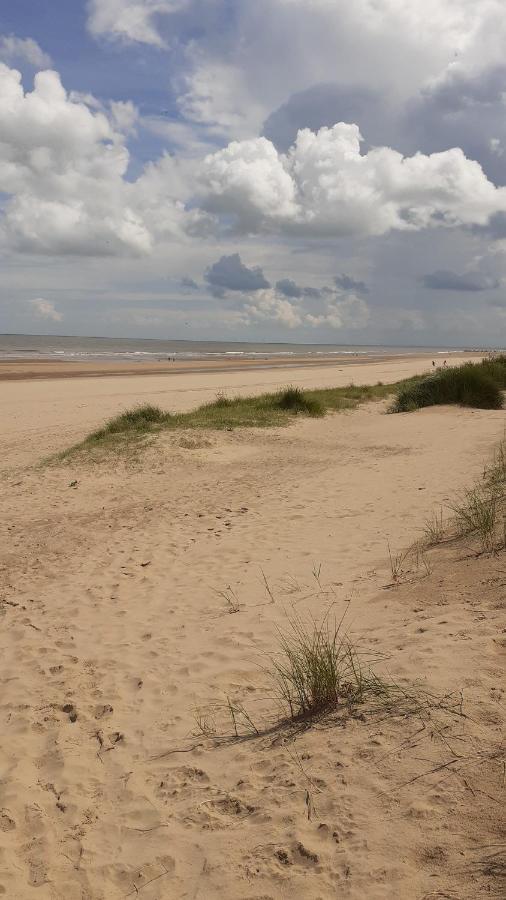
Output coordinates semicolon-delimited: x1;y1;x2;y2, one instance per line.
392;357;506;412
265;607;467;730
276;386;324;416
270;609;390;720
90;404;169;439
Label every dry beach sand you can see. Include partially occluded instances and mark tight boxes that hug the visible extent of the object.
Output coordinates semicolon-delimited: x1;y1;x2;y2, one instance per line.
0;355;505;899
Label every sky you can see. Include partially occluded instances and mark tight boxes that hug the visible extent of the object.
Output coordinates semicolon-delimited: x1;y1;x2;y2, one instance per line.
1;1;506;346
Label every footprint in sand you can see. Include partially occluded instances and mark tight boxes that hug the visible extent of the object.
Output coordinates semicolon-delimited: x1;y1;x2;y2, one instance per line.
0;812;15;831
94;704;114;719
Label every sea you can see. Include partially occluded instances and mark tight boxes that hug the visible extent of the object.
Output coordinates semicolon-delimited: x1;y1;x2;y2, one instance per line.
0;334;489;363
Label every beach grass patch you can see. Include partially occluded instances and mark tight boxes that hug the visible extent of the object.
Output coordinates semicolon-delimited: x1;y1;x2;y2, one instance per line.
392;357;506;413
270;610;388;720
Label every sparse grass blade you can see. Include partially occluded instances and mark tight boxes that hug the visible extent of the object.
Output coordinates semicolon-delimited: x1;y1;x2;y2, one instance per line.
387;540;410;582
423;507;446;545
449;486;501;552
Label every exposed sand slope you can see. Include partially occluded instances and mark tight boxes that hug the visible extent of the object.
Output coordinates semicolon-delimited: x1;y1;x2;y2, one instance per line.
0;396;504;899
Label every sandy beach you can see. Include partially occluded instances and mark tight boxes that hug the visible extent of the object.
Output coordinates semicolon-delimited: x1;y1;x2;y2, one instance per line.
1;356;504;899
0;351;486;383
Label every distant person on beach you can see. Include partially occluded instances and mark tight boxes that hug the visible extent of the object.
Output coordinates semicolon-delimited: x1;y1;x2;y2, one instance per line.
443;359;447;367
432;360;435;367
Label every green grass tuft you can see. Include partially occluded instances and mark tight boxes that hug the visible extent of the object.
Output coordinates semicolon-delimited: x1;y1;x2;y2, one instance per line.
267;608;458;726
270;610;386;719
276;386;324;416
80;404;170;444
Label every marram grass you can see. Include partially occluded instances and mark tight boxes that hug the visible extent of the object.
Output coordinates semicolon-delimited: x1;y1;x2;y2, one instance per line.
392;356;506;413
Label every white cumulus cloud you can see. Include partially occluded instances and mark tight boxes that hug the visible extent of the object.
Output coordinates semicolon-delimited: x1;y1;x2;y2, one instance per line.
0;34;52;68
87;0;186;47
227;280;371;330
0;64;175;256
201;123;506;237
305;293;370;329
30;298;62;321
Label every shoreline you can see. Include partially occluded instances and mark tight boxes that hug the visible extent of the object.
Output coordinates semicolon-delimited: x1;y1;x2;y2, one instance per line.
0;350;483;381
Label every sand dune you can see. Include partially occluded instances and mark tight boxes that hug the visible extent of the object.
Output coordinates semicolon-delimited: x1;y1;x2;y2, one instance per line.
0;353;480;468
0;360;504;898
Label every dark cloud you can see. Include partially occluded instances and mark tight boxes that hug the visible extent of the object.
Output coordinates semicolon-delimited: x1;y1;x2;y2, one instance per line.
262;66;506;187
421;269;500;292
276;278;336;299
204;253;270;296
422;64;506;111
334;273;369;295
181;276;199;289
302;286;323;299
262;83;387;152
471;211;506;241
275;278;303;298
401;65;506;185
